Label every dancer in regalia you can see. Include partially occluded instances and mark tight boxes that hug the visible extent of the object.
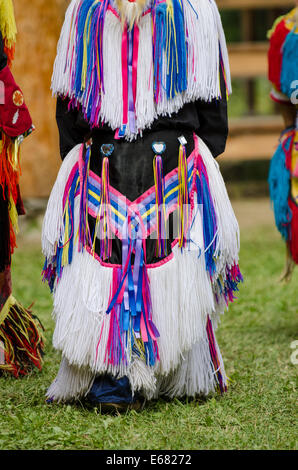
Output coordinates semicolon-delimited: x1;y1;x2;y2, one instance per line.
0;0;44;377
268;4;298;282
43;0;242;409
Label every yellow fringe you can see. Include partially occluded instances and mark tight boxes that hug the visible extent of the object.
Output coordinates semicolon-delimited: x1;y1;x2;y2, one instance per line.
9;194;19;234
0;0;17;49
0;295;16;327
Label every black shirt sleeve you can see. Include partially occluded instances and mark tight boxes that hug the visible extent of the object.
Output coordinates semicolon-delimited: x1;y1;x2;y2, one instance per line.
195;66;228;158
56;97;91;160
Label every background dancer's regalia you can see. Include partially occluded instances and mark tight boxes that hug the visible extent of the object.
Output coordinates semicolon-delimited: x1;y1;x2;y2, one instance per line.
43;0;242;406
0;0;44;377
268;6;298;282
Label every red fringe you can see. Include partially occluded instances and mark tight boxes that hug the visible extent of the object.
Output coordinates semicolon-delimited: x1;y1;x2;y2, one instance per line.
288;197;298;264
0;133;20;255
268;19;289;91
0;303;44;378
0;133;19;202
4;45;15;69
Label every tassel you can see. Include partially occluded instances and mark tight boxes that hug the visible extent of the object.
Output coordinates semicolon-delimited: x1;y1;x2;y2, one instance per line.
152;0;187;102
78;145;91;251
93;155;112;261
0;296;44;378
165;0;187;99
178;143;189;248
74;0;109;124
152;1;167;103
153;155;168;258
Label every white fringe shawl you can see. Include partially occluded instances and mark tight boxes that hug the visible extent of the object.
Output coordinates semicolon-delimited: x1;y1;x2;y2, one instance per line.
51;0;232;140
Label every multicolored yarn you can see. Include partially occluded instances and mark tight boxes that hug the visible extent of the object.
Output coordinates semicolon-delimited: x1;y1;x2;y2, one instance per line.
268;130;293;242
0;133;21;258
0;295;44;378
268;7;298;100
93;155;112;260
42;137;243;379
73;0;109;125
52;0;231;139
79;144;91;251
152;0;187;102
268;122;298;265
43;134;241;292
43;134;243;399
280;27;298;99
101;219;160;368
215;263;243;306
178;143;189;248
153;154;168;257
195;151;218;276
268;9;298;268
206;315;226;394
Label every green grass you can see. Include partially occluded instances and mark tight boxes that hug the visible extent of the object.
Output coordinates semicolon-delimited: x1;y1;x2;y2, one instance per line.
0;215;297;450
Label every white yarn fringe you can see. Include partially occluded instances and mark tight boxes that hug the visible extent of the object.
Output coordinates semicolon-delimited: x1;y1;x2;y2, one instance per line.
155;322;227;398
100;10;123;130
135;12;157;135
46;356;95;403
209;0;232;95
51;0;81;100
148;244;214;377
51;0;231;141
127;358;157;400
184;0;220;103
42;143;81;259
198;138;240;317
45;135;239;401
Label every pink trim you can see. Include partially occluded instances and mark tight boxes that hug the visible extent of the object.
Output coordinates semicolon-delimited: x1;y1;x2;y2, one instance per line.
107;4;120;19
132;25;139;105
70;136;206;270
121;24;128;126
